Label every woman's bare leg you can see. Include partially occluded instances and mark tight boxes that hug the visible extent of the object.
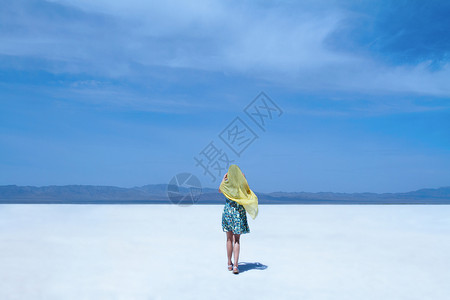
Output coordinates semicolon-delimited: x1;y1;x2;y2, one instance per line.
226;231;233;266
233;234;240;267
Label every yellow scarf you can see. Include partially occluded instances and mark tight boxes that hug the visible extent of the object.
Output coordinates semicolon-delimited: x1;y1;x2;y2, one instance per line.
219;164;258;220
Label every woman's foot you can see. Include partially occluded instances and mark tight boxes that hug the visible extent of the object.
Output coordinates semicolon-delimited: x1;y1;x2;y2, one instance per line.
232;265;239;274
227;263;233;271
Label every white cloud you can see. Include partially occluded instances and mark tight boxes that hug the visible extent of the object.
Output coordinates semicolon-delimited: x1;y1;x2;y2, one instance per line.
1;0;449;97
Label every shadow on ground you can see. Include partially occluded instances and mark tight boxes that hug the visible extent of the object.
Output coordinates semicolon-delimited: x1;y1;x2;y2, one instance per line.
237;262;268;273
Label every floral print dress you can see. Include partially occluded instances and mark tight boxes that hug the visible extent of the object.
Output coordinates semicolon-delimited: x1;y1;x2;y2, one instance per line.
222;198;250;234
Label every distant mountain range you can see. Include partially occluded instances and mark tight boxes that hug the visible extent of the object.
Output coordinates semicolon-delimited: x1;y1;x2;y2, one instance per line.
1;184;450;204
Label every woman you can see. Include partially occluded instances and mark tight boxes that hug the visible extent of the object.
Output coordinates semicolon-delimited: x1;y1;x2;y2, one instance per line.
219;164;258;274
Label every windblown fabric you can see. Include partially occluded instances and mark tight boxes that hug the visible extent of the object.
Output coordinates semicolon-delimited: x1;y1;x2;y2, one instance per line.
219;164;258;220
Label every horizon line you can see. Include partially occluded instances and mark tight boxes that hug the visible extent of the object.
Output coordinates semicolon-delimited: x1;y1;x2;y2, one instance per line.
1;183;449;195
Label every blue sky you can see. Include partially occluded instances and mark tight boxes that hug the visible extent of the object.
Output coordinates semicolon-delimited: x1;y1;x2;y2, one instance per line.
0;0;449;193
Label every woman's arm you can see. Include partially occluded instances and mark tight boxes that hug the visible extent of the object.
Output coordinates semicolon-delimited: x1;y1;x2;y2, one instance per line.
218;173;228;193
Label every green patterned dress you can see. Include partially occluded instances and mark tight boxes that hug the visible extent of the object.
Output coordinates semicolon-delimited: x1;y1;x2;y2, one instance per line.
222;198;250;234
